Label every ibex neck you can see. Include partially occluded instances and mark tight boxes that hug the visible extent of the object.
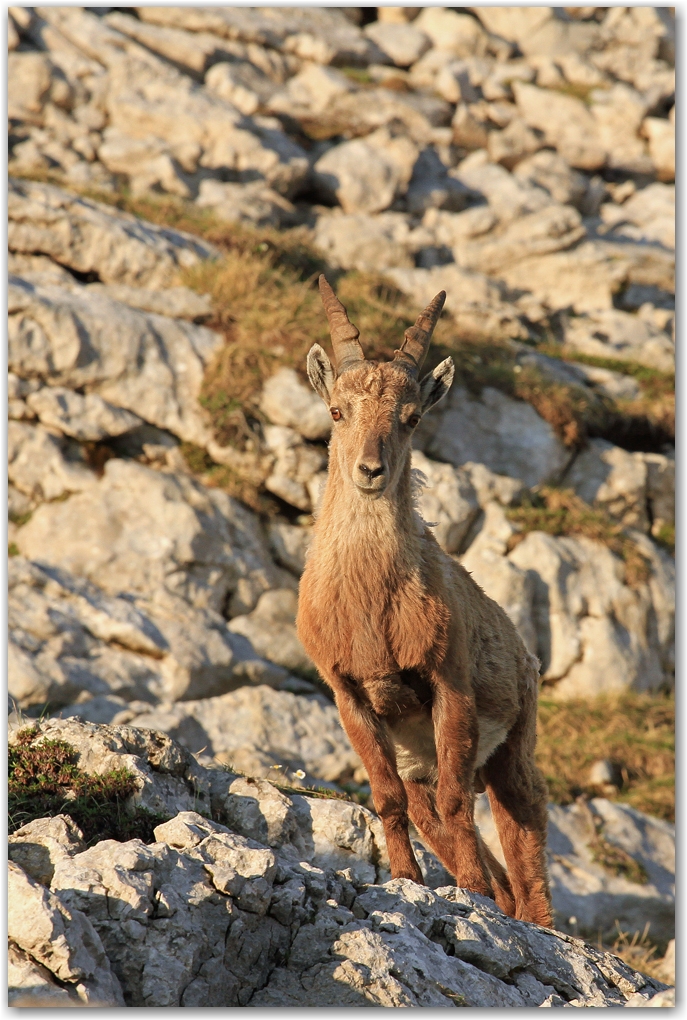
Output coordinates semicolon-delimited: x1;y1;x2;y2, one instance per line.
315;452;421;568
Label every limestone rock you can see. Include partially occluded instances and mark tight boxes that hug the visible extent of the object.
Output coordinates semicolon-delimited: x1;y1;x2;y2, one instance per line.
267;62;355;118
228;589;314;677
268;520;313;576
313;211;422;273
411;451;480;555
260;367;332;441
477;794;674;944
460;503;538;655
7;718;669;1006
15;458;282;618
508;531;673;697
386;264;529;342
124;685;360;786
364;21;431;69
643;117;675;182
420;384;570;489
513;150;588;209
9;815;86;887
8;860;124;1006
312;128;417;215
497;240;632;314
104;11;241;78
26;387;143;442
84;283;213;322
564;439;674;534
8;177;217;288
562;309;674;372
196;178;295;228
135;5;385;67
9;275;222;446
415;8;490;57
263;425;328;512
205;59;279;116
615;182;675;251
453;203;586;276
8;420;94;503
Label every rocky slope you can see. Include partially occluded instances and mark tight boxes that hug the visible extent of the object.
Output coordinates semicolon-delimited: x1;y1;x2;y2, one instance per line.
8;6;675;1007
8;719;672;1007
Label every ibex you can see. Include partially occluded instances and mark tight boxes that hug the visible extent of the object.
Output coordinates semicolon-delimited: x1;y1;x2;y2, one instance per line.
296;276;552;926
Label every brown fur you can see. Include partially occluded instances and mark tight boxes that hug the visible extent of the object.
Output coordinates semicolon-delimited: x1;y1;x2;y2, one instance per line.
297;347;552;926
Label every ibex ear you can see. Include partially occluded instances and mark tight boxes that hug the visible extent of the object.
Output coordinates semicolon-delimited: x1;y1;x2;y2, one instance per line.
419;357;455;413
307;344;336;404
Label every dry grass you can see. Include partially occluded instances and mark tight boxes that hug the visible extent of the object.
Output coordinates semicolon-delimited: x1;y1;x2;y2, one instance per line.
601;923;668;983
536;690;674;822
13;176;671;455
537;346;675;448
506;487;652;587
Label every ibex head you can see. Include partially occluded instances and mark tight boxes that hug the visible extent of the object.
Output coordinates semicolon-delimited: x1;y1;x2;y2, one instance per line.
307;275;454;499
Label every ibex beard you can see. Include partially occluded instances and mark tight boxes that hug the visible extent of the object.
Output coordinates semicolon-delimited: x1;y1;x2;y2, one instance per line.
296;275;552;927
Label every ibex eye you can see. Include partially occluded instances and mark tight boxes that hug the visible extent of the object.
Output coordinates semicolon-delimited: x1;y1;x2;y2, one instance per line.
408;414;421;427
330;408;342;421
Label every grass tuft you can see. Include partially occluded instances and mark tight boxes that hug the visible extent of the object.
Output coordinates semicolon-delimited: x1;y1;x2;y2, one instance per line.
9;728;168;845
536;691;674;822
506;487;651;586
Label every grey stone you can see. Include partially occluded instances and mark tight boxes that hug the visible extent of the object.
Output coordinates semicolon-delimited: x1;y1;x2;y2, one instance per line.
364;21;431;68
26;387;143;442
312;127;417;215
124;685;361;786
15;458;282;618
228;589;314;676
8;177;218;289
411;451;480;555
9;275;222;447
268;520;313;576
8;420;94;503
7;718;669;1006
562;309;674;372
260;367;332;441
386;264;529;342
421;384;571;489
196;178;295;228
508;530;673;698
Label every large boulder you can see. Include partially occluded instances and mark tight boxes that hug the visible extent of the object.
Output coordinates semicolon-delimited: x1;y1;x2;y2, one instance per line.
419;384;571;489
8;556;291;710
15;458;283;618
8;178;217;288
7;720;669;1007
9;275;222;447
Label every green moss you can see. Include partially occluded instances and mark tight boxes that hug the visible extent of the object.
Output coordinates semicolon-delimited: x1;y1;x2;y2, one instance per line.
8;543;20;557
9;728;168;845
9;510;32;528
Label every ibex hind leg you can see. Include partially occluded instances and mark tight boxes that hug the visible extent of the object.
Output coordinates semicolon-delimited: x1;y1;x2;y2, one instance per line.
476;830;516;917
482;698;552;928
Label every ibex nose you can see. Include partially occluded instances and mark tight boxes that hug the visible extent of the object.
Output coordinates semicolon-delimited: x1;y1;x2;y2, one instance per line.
358;461;385;480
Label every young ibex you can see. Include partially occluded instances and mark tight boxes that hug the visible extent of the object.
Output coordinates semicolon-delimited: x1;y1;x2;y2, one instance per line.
296;276;552;926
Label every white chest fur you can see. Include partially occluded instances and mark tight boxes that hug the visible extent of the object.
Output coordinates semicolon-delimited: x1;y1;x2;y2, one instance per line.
387;712;508;783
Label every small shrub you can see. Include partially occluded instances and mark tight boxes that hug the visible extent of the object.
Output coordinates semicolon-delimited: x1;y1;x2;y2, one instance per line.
9;728;168;845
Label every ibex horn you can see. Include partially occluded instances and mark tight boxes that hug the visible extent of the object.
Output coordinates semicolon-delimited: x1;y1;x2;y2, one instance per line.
393;291;446;376
318;275;365;374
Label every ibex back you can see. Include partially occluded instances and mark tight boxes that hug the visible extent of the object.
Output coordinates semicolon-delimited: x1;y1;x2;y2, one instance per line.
296;276;552;926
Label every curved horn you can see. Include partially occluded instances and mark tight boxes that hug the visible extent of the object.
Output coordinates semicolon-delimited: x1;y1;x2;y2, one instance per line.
318;275;364;374
393;291;446;376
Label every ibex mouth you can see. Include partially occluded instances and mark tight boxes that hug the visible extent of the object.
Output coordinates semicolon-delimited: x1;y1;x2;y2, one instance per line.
355;479;387;498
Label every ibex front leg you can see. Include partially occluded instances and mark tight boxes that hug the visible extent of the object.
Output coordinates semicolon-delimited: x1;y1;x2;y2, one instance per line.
334;682;423;884
432;682;494;898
